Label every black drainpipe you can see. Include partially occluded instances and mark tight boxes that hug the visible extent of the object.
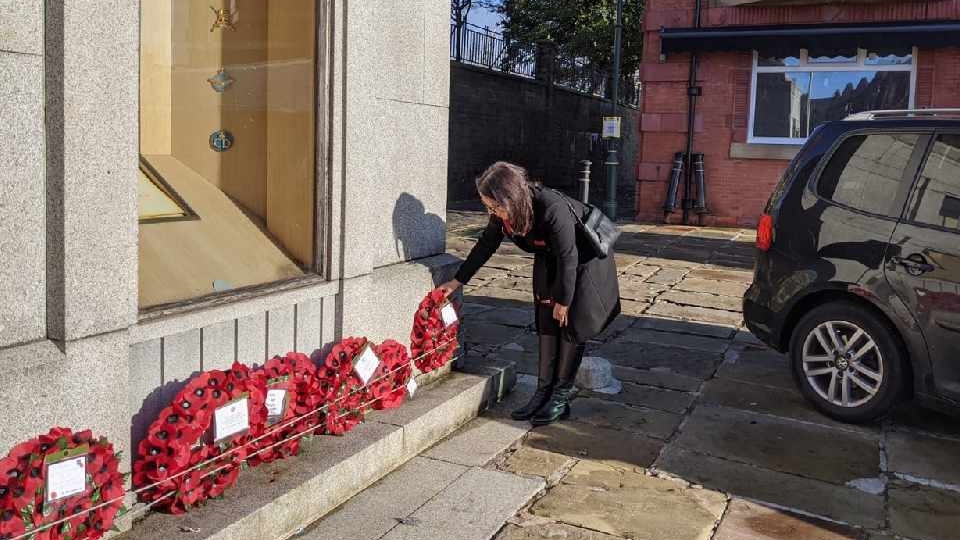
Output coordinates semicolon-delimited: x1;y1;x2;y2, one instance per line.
681;0;702;225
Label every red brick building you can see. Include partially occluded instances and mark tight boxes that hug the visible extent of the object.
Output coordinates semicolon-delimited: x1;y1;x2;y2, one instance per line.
636;0;960;227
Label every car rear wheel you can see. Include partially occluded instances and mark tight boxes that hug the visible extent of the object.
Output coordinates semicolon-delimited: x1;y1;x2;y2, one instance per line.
789;301;905;423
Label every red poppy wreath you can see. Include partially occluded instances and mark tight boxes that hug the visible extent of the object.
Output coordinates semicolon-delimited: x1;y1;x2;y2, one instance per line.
247;352;325;466
317;337;379;436
410;289;460;373
133;363;267;514
370;340;413;411
0;427;125;540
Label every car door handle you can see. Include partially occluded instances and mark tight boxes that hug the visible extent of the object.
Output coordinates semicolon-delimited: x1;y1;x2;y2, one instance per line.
891;255;935;275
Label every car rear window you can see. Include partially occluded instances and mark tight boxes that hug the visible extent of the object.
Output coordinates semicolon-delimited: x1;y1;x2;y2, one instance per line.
816;133;920;218
905;133;960;231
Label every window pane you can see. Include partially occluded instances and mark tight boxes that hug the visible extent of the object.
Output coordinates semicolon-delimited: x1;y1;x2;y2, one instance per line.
817;134;919;217
139;1;318;309
807;47;858;64
757;48;801;67
807;71;910;127
753;72;811;138
866;47;913;66
908;134;960;230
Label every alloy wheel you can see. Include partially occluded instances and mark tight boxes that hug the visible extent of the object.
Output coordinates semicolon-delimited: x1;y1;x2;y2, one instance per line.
801;320;884;408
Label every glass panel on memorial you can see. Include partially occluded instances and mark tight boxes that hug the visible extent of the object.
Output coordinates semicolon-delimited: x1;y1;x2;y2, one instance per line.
138;0;319;309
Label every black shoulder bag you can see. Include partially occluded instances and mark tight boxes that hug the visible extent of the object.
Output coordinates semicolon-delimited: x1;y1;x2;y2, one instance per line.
551;189;621;258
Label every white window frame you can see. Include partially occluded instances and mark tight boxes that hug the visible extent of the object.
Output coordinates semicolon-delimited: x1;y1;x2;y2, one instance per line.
747;47;918;145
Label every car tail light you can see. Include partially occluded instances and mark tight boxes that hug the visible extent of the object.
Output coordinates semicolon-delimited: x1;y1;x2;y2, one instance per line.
757;214;774;252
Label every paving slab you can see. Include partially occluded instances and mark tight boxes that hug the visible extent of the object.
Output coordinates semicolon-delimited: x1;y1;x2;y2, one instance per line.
469;286;536;305
699;377;879;434
713;499;862;540
672;406;880;485
619;299;652;316
595;341;722;379
660;290;744;312
463;321;526;346
641;256;700;268
611;365;704;392
717;348;794;390
733;329;768;348
633;316;737;340
614;252;644;271
675;278;750;298
645;267;688;285
495;522;623;540
524;421;664;469
621;263;659;279
469;306;534;328
646;301;743;327
688;268;754;283
583;381;695;414
462;302;496;317
488;276;534;291
501;446;574;479
616;327;731;352
532;464;726;540
889;403;960;440
888;483;960;540
655;447;884;529
298;457;467;540
618;280;670;301
424;416;530;468
485;254;535;271
886;430;960;486
569;397;683;440
379;468;544;540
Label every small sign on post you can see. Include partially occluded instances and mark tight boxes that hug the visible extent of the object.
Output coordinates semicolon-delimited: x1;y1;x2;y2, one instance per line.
602;116;622;139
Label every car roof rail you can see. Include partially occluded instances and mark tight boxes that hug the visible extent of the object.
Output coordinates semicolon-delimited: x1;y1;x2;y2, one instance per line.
844;109;960;121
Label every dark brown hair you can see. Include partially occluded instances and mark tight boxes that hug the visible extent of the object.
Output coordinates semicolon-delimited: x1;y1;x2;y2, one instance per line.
476;162;534;236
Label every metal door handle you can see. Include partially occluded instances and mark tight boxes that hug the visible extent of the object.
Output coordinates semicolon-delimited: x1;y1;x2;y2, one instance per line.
891;255;935;275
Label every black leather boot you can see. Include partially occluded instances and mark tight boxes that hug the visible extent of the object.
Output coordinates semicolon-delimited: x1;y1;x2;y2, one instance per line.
531;340;584;426
511;334;559;421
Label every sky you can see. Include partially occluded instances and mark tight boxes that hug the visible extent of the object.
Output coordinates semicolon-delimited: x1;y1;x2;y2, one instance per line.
467;3;504;32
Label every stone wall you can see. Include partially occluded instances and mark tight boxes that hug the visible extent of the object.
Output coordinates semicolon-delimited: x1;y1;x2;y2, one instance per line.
448;62;639;217
0;0;456;520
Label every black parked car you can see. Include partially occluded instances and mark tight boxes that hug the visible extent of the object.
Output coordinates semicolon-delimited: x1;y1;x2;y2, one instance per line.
744;109;960;423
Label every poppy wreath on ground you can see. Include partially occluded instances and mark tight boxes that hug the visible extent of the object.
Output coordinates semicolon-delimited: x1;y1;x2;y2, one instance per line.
247;352;324;466
0;427;125;540
370;340;412;411
317;338;373;436
133;363;267;514
410;289;460;373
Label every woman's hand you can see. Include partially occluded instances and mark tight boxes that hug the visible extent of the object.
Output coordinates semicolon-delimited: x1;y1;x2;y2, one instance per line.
552;303;569;327
437;279;462;298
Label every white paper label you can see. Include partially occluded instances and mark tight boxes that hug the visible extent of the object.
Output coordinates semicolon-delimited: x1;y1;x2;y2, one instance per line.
353;346;381;385
406;377;418;398
265;389;287;420
46;457;86;502
440;303;458;327
214;398;250;442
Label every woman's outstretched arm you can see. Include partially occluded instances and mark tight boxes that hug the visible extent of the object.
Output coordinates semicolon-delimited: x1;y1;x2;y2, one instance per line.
440;216;505;295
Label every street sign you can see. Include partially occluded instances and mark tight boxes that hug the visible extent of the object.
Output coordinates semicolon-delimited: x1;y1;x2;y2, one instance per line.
602;116;622;139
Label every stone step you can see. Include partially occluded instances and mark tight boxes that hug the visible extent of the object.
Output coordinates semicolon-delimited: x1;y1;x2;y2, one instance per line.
123;366;516;540
300;458;543;540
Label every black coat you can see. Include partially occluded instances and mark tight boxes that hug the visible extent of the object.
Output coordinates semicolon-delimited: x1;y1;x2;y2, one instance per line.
455;186;621;343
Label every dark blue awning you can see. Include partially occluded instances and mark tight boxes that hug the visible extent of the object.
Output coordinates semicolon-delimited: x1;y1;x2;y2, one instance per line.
660;20;960;57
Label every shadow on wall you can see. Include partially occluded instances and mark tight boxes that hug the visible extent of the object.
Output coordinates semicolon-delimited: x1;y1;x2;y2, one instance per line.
392;192;447;263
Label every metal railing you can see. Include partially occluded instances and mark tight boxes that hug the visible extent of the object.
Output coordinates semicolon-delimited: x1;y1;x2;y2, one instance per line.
450;23;641;108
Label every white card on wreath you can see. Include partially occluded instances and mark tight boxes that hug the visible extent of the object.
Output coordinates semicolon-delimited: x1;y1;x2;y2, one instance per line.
265;389;287;419
406;377;418;398
46;456;86;502
214;398;250;442
440;302;458;327
353;346;381;385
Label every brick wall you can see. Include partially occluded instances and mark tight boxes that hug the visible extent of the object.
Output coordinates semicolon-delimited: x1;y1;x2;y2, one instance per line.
637;0;960;227
449;63;639;217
